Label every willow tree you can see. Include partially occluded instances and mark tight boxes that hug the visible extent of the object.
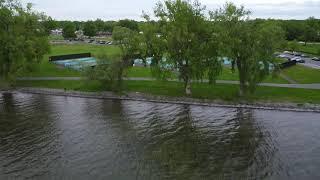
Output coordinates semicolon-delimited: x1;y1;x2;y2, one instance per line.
0;0;49;83
212;3;285;96
152;0;221;95
139;14;168;78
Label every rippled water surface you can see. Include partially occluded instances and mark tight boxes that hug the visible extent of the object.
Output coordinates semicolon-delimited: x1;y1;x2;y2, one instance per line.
1;93;320;179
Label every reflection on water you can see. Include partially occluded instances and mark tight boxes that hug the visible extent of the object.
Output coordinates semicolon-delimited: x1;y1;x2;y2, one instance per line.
1;93;320;179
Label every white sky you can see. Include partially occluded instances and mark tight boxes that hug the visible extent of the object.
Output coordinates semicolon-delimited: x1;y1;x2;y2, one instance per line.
21;0;320;20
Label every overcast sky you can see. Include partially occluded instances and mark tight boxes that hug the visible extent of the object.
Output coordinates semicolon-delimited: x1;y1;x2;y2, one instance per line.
21;0;320;21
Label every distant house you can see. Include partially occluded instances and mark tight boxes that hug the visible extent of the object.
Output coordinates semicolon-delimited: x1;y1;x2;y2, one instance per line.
50;29;63;35
75;30;84;38
96;31;112;37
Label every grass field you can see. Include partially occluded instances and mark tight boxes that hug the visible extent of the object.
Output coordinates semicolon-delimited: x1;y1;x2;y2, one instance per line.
19;44;121;77
15;44;320;105
16;80;320;104
49;35;64;41
288;42;320;56
127;66;288;83
23;43;320;84
282;65;320;84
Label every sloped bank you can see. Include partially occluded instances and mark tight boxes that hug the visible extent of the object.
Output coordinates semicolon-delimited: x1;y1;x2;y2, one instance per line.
3;87;320;113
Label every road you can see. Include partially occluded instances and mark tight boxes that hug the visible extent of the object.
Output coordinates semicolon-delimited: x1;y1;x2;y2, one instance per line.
17;77;320;90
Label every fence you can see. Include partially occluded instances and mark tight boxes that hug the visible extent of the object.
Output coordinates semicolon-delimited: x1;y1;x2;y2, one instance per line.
49;53;91;62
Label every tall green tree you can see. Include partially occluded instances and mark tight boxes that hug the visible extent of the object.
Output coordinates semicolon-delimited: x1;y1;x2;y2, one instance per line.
94;18;105;32
153;0;221;95
117;19;139;31
303;17;319;45
103;21;115;32
0;0;49;82
107;26;141;90
42;16;57;35
138;16;170;79
83;21;97;37
213;3;285;96
62;22;76;39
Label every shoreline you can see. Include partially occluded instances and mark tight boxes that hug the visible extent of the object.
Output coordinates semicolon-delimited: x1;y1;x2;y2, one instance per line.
2;87;320;113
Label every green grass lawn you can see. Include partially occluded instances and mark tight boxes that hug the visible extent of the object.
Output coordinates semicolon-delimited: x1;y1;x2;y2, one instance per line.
287;42;320;56
127;66;287;83
19;44;121;77
49;34;64;41
16;80;320;104
282;65;320;84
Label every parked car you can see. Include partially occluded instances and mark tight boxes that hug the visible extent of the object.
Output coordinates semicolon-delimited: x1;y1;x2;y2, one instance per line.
312;57;320;61
293;52;302;56
290;57;304;63
98;41;107;44
290;57;299;61
283;51;291;54
301;54;309;58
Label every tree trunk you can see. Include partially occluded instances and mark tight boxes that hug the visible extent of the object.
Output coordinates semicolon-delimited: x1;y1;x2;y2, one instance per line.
185;78;192;95
237;60;246;97
239;80;245;97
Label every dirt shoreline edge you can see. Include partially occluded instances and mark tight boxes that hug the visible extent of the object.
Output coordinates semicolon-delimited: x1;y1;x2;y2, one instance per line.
2;87;320;113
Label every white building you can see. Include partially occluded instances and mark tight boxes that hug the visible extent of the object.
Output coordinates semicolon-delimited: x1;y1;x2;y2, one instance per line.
50;29;63;35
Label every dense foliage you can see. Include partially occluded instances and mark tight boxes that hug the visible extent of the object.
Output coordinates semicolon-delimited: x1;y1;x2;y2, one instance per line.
49;17;320;43
213;3;285;95
0;0;49;82
62;22;76;39
149;0;222;95
83;21;97;37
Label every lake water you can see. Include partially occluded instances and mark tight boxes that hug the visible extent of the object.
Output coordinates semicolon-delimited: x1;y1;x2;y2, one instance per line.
1;93;320;180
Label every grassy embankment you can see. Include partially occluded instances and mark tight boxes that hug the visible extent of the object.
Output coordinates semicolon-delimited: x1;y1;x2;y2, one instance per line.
282;65;320;84
16;80;320;104
16;44;320;104
287;42;320;56
297;43;320;56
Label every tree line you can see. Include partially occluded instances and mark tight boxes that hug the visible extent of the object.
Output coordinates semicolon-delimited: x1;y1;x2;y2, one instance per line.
45;14;320;43
89;0;286;96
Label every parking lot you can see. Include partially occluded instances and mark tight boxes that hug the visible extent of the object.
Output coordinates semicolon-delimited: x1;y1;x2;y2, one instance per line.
278;52;320;69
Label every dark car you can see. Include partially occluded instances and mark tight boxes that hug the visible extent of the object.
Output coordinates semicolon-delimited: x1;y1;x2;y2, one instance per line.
293;52;302;56
312;57;320;61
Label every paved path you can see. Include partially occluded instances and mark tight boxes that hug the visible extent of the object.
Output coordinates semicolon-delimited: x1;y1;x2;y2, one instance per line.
279;73;297;84
17;77;320;90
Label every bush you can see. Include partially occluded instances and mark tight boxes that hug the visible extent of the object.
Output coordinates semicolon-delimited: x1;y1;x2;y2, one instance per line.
84;54;126;92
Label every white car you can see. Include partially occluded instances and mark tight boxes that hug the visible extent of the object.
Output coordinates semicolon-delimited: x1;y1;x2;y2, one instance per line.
278;54;288;58
290;57;305;63
290;57;300;61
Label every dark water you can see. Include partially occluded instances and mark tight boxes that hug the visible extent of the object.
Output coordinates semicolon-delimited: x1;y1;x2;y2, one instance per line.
1;93;320;180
